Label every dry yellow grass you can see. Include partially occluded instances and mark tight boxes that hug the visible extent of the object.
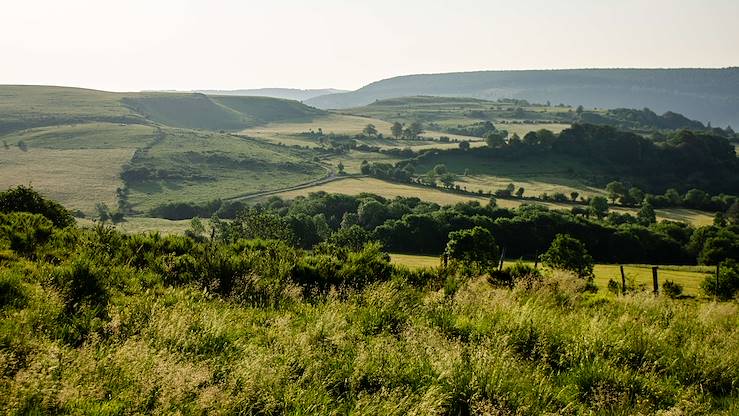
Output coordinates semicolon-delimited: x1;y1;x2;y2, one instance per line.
0;146;133;214
78;217;196;235
457;174;607;200
272;177;502;206
241;113;480;147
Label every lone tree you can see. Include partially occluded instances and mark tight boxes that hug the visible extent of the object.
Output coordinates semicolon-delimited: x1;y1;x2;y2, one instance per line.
362;124;377;136
570;191;579;202
542;234;594;279
444;226;499;276
605;181;626;204
391;122;403;139
637;202;656;224
459;141;470;150
589;196;609;219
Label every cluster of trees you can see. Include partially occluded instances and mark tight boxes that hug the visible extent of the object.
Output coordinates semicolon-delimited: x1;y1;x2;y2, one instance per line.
403;124;739;195
390;121;424;140
191;191;738;266
602;180;737;211
438;121;502;139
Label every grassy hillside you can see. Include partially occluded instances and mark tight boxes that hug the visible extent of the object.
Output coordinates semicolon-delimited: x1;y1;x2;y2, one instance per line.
0;86;144;134
306;68;739;126
121;128;326;212
122;93;325;131
0;86;334;214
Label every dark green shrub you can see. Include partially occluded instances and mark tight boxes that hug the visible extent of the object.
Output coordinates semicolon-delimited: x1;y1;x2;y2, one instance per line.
0;212;54;256
0;271;25;309
507;261;541;280
662;280;683;298
607;278;621;295
0;185;74;227
51;256;110;345
701;259;739;300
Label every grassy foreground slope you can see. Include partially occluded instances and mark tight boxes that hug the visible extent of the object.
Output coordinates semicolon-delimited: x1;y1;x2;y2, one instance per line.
1;213;738;414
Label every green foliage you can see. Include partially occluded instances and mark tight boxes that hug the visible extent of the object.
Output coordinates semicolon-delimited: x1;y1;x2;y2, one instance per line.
701;259;739;300
542;234;594;279
0;185;74;227
0;212;54;257
445;226;499;275
589;196;609;219
662;280;683;299
50;255;110;345
637;202;656;224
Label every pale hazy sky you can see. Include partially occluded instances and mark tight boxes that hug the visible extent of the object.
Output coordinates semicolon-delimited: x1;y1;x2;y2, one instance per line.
1;0;737;92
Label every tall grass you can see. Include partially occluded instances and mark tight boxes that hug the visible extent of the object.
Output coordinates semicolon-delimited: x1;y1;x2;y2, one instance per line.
1;225;738;414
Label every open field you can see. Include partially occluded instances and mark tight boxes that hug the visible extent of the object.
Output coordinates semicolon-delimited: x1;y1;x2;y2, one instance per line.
390;253;713;296
241;113;481;149
77;217;196;235
266;177;715;225
125;128;326;213
455;173;607;200
0;122;156;150
0;146;132;214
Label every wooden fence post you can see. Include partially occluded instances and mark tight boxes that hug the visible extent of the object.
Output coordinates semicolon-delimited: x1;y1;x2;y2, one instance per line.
620;265;626;295
652;266;659;294
534;251;539;269
716;262;720;301
498;247;505;270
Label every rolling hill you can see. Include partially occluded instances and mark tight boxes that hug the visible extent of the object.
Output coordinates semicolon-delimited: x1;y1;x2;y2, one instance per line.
0;85;327;134
305;68;739;127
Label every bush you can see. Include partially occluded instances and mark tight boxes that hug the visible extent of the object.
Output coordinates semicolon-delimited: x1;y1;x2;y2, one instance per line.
0;212;54;257
701;259;739;300
445;226;499;276
541;234;594;279
0;185;74;227
662;280;683;298
51;255;110;345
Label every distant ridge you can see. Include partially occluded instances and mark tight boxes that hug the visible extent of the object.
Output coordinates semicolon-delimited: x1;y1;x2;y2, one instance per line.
305;68;739;126
194;88;347;102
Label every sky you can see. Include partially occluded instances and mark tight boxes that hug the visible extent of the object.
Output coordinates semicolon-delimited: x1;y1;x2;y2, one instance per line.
1;0;738;92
